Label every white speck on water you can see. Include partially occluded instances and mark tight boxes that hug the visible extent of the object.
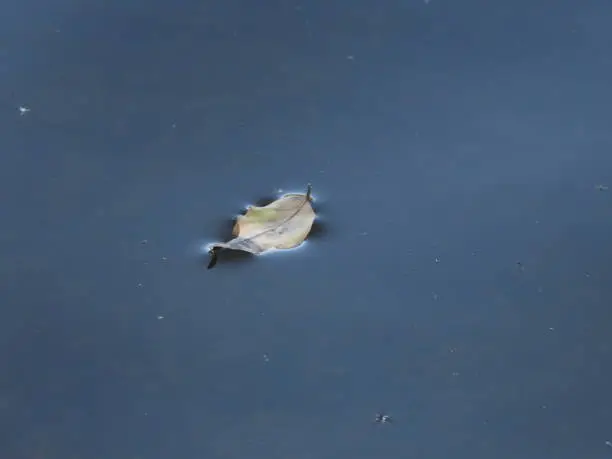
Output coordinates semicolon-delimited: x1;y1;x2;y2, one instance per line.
18;106;30;115
435;257;440;263
263;353;270;362
346;55;354;60
605;440;611;447
548;327;555;331
157;315;164;320
161;256;168;261
137;283;143;288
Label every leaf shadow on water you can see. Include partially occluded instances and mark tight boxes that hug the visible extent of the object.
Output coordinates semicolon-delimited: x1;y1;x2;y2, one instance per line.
203;193;330;270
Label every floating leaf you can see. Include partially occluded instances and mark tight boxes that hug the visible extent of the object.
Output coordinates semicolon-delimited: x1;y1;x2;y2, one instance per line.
207;184;316;269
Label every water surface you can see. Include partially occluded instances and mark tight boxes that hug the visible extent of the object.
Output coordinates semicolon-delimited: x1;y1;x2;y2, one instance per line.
1;1;611;458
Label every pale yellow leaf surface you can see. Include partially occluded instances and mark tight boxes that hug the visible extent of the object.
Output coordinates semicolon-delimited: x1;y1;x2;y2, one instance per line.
211;184;316;256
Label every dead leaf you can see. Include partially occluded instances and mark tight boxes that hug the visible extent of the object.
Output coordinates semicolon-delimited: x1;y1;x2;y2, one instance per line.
207;184;316;268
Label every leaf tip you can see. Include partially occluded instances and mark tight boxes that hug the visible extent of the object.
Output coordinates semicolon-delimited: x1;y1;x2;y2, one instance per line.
207;246;219;269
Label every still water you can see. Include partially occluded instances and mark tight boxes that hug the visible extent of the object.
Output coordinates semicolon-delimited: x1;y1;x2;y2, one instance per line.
1;0;611;458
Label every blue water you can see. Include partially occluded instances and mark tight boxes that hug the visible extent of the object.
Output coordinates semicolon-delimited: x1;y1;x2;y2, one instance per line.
1;0;612;458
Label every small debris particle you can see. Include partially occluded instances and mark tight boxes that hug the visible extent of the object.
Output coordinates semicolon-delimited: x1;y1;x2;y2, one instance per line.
263;353;270;362
346;55;354;60
18;106;30;115
375;413;392;423
157;315;164;320
605;440;611;447
140;239;148;245
161;256;168;261
596;184;608;191
137;283;143;288
434;257;440;263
